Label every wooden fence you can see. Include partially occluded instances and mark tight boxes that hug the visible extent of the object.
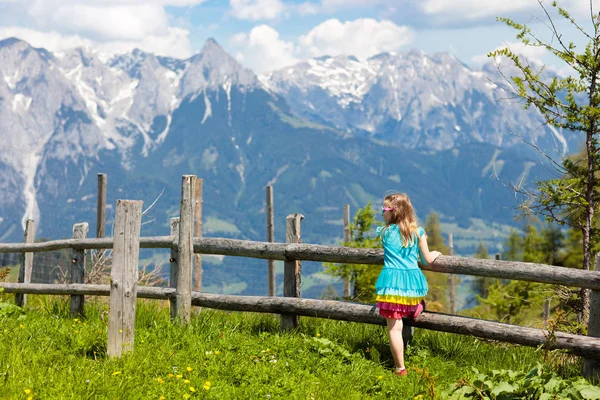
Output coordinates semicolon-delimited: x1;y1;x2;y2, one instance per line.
1;175;599;380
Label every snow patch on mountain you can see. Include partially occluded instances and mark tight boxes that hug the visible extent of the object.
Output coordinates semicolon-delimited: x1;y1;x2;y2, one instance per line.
12;94;32;112
262;50;574;153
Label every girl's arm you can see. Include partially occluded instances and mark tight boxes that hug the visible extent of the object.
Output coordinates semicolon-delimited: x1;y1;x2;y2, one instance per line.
418;234;442;265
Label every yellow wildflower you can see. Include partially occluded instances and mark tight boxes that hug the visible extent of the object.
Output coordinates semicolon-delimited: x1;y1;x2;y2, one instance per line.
176;374;183;379
186;367;193;372
167;373;174;378
183;395;190;399
189;387;196;392
203;381;211;390
112;371;121;376
157;378;164;383
24;389;31;395
159;397;166;400
377;376;383;380
184;379;190;384
214;351;220;355
20;324;24;329
27;397;32;400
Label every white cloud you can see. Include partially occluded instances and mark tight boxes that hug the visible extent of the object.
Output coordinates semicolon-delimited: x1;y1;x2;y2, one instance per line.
0;26;192;59
95;27;192;58
230;0;285;21
418;0;600;24
296;0;385;14
421;0;533;20
472;40;547;65
0;26;93;51
230;18;413;73
0;0;197;57
28;2;169;40
229;25;297;73
298;19;413;60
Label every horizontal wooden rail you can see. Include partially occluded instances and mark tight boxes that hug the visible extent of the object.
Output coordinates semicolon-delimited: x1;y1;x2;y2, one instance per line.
0;236;172;252
2;282;599;359
2;237;600;290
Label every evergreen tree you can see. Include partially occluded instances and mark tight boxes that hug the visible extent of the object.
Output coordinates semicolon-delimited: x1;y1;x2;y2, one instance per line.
324;202;381;303
474;241;489;259
472;241;495;299
424;212;450;254
504;229;522;261
540;224;564;265
491;1;600;323
563;227;584;269
423;212;450;311
522;225;545;263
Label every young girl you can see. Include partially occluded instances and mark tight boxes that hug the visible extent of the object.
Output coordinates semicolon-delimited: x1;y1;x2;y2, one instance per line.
376;193;441;377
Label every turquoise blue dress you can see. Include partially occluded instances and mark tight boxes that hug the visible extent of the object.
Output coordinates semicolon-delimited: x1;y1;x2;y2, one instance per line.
375;225;428;318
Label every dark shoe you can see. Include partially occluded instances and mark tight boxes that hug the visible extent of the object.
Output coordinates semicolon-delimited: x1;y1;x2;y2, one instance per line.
412;300;425;319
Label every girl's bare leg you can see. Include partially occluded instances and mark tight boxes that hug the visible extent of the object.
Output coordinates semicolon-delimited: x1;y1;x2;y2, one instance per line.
386;318;405;369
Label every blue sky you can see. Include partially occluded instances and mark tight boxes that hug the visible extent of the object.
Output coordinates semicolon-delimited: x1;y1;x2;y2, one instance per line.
0;0;597;74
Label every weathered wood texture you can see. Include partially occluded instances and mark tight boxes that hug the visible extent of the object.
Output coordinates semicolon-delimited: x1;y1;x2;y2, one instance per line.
0;237;171;252
16;219;34;307
107;200;143;358
4;282;600;360
448;233;456;315
583;254;600;382
175;175;195;324
97;173;107;238
343;204;351;299
281;213;303;331
266;185;275;297
3;237;600;291
70;223;88;316
194;178;203;292
169;217;180;320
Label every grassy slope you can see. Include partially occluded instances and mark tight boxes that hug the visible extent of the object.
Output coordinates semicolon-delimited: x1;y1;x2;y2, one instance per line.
0;296;583;400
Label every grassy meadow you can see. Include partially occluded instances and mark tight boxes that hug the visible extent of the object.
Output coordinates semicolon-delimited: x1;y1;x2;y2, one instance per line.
0;293;592;400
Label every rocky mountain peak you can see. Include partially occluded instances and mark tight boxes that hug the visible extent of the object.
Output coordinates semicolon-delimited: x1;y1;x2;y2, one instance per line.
180;38;260;98
0;37;31;51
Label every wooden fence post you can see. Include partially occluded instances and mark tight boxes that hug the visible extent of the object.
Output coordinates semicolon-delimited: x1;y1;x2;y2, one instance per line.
169;217;180;320
266;186;275;296
194;178;203;292
448;233;456;315
97;173;107;238
583;253;600;383
175;175;195;324
281;213;303;332
16;219;34;307
70;222;88;316
107;200;143;358
343;204;351;299
543;299;550;328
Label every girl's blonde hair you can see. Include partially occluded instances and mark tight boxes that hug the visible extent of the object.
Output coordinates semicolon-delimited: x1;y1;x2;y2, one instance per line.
382;193;420;247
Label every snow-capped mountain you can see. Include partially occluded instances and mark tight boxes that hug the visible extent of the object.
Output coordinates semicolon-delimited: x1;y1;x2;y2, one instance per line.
261;51;572;152
0;37;264;233
0;36;558;278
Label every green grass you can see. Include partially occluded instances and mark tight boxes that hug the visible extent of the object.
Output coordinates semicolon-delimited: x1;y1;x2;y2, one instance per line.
203;217;241;235
0;295;585;399
440;218;516;255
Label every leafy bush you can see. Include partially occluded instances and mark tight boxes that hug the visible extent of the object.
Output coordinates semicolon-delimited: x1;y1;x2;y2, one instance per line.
443;364;600;399
0;287;25;319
